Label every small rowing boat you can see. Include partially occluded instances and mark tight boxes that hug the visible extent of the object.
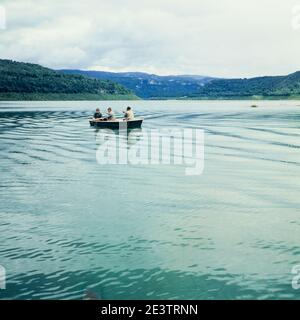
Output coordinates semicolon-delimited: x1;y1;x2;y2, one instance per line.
89;118;143;129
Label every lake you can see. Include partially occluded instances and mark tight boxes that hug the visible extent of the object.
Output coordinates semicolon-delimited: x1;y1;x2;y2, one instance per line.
0;100;300;300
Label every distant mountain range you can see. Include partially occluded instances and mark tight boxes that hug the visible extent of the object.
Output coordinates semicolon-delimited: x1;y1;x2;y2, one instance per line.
1;59;300;101
60;69;300;100
0;59;137;101
60;70;216;99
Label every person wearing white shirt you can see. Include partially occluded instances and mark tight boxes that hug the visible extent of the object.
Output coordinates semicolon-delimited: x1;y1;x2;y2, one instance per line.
123;106;134;120
106;107;115;120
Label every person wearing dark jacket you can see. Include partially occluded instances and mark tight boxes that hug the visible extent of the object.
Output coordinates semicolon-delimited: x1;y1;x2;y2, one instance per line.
94;108;102;119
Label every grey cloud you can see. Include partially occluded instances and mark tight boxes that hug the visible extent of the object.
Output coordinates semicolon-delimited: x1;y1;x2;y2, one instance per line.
0;0;300;77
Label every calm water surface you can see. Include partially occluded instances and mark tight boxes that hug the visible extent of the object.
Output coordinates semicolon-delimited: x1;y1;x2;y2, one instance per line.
0;100;300;300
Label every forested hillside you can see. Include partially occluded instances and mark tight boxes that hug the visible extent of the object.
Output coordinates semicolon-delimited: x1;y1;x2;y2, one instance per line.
193;72;300;99
61;68;300;99
0;60;137;100
60;69;215;99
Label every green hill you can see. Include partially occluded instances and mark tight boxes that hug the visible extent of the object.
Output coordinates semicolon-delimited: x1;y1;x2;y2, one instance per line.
192;71;300;99
61;68;300;100
1;59;299;100
0;60;137;100
60;69;216;99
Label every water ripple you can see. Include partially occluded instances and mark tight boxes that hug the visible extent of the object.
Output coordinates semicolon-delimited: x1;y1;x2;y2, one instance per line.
1;101;300;300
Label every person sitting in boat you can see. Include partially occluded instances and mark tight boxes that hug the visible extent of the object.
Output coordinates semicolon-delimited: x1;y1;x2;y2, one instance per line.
105;107;116;121
123;106;134;120
93;108;102;119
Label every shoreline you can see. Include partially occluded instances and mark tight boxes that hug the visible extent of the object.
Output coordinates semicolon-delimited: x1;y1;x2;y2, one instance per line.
1;98;300;101
0;93;139;101
1;94;300;102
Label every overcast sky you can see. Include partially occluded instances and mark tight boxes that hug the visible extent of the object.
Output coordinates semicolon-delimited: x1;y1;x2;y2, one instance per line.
0;0;300;77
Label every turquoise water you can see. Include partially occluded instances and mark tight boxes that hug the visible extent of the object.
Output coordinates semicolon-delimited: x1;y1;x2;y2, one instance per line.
0;100;300;300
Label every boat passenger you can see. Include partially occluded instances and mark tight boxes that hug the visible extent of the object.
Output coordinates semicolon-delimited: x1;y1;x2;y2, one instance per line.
106;107;115;121
93;108;102;119
123;106;134;120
